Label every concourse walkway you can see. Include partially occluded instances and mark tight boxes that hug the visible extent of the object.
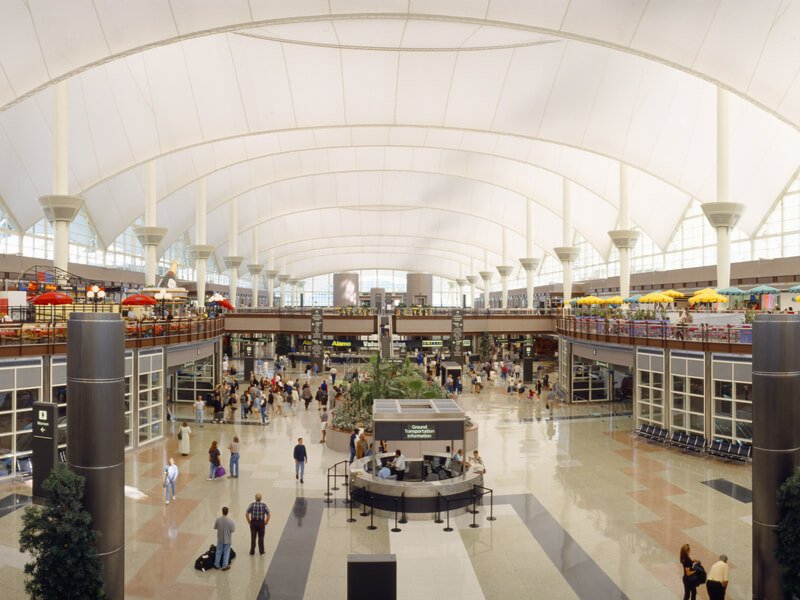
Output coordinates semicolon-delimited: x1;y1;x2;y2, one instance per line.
0;369;751;599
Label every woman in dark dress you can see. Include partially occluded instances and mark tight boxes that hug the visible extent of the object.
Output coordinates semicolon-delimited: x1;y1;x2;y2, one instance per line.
208;441;222;480
680;543;697;600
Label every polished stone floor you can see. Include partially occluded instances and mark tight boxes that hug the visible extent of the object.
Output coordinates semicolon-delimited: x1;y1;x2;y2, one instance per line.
0;371;752;599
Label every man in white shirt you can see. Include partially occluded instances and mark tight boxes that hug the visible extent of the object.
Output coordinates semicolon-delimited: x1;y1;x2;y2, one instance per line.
390;450;406;481
706;555;729;600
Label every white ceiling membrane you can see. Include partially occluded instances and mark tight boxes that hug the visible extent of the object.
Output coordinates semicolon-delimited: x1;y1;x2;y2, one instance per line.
1;2;800;277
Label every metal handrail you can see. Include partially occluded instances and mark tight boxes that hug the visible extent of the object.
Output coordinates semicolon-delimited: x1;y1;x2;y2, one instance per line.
557;316;753;345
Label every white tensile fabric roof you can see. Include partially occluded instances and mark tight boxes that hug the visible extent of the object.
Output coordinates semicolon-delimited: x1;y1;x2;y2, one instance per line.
2;0;800;279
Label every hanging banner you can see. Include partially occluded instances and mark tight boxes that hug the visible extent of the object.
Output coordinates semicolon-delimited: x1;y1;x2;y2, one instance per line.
310;309;324;371
451;309;464;360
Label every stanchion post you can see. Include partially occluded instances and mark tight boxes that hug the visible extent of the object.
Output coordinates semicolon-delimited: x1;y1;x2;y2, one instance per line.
469;493;479;529
468;485;479;514
359;486;370;517
324;470;333;503
332;461;339;491
443;496;453;532
347;493;356;523
434;493;443;524
391;497;401;533
487;488;496;521
399;492;408;524
367;495;377;531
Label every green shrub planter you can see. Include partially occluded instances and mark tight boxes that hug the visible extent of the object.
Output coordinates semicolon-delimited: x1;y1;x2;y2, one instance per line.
776;466;800;597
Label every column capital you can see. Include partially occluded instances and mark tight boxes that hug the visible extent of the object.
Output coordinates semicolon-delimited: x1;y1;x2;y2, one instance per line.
38;195;84;223
247;263;264;276
496;265;514;278
264;269;279;279
296;280;306;289
287;278;298;286
608;229;641;250
554;246;580;263
701;202;745;228
134;225;167;247
456;278;468;287
478;270;494;283
465;275;480;286
188;244;214;261
519;257;541;272
277;273;291;283
222;255;244;270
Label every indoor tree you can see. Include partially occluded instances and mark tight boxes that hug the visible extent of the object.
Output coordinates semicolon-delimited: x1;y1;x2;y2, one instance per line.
776;466;800;597
19;463;106;600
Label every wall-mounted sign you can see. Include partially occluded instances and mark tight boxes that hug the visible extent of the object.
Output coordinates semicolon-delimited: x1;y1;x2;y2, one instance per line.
402;423;437;440
310;309;323;371
421;340;444;348
331;340;351;348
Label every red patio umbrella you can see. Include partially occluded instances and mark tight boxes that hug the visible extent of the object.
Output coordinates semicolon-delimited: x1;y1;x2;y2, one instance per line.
218;299;235;311
32;291;73;305
121;293;157;306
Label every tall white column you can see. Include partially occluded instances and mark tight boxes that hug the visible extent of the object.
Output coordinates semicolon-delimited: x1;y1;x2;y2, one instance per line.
39;81;83;283
278;274;290;307
554;178;579;303
247;234;263;308
520;199;539;309
479;249;493;309
135;161;167;287
223;199;243;307
189;179;213;307
496;227;513;309
702;87;743;291
608;163;640;302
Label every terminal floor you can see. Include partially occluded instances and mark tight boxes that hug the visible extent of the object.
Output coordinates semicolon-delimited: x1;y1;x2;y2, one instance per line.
0;376;752;599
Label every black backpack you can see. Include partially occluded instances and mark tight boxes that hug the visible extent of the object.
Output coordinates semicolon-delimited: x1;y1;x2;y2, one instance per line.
689;561;706;585
194;544;237;572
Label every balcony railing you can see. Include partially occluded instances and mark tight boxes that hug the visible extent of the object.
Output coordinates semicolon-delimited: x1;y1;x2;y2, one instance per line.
557;316;753;346
394;307;559;317
231;307;376;316
0;317;224;353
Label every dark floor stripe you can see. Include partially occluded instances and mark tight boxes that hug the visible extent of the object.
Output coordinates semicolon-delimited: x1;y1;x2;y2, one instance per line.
497;494;629;600
702;478;753;503
257;497;324;600
503;411;633;424
0;493;32;518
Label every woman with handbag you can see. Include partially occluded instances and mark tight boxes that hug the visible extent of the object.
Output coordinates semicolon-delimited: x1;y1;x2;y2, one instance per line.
680;543;698;600
208;441;222;480
177;421;191;456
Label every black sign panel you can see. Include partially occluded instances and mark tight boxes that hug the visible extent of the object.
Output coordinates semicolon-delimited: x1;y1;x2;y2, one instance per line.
374;420;464;442
451;309;464;361
310;309;324;371
32;401;58;498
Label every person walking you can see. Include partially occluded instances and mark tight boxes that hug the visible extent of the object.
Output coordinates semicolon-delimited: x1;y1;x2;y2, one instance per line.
245;493;271;556
194;395;205;427
163;457;178;504
294;437;308;483
228;436;240;478
680;543;699;600
706;555;729;600
319;408;328;443
259;394;268;424
349;428;359;464
330;365;337;385
208;441;222;480
213;506;235;570
178;422;191;456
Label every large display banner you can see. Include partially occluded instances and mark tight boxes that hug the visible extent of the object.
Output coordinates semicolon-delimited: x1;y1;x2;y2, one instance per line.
310;309;324;372
451;309;464;361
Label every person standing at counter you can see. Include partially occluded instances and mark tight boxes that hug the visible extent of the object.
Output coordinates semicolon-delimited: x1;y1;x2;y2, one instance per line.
469;450;486;474
390;450;406;481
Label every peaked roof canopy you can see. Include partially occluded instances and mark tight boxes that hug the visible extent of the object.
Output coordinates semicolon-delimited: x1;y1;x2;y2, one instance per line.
2;1;800;279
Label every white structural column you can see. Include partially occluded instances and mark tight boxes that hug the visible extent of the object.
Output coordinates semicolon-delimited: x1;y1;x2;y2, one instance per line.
554;178;580;303
135;162;167;287
247;234;263;308
702;87;744;290
288;278;297;307
479;250;493;309
520;198;541;309
189;179;214;307
496;227;514;309
277;273;290;307
296;280;305;307
223;199;243;307
465;275;478;308
264;250;277;308
608;164;640;302
39;81;83;283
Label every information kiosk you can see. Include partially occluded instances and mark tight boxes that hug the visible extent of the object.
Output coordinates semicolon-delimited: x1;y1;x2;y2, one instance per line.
349;398;482;518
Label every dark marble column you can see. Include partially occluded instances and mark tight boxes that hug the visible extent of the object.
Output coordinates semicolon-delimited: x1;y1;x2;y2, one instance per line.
752;314;800;600
67;312;125;598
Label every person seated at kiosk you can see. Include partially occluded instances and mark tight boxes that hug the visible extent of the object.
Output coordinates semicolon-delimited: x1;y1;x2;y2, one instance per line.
377;464;392;479
389;450;406;481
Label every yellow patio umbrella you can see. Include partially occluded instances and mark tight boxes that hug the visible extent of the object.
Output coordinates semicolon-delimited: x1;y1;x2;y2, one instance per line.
794;295;800;302
639;292;674;303
662;289;685;298
688;292;729;304
602;295;625;305
691;287;716;297
577;295;602;305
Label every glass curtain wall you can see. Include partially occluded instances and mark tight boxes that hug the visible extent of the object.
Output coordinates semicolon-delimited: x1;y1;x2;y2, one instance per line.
137;349;164;445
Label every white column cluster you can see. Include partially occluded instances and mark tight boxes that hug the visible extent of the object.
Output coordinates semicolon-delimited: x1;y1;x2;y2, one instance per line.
608;164;640;302
189;179;214;307
223;199;243;307
554;178;579;303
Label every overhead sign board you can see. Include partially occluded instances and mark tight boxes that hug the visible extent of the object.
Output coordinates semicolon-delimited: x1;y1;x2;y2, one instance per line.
310;309;323;371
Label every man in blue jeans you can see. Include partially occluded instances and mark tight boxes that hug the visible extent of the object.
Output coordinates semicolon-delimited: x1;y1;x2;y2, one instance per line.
293;437;308;483
213;506;235;570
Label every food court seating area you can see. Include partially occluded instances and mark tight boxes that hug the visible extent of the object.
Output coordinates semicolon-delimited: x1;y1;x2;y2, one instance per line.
634;423;751;463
